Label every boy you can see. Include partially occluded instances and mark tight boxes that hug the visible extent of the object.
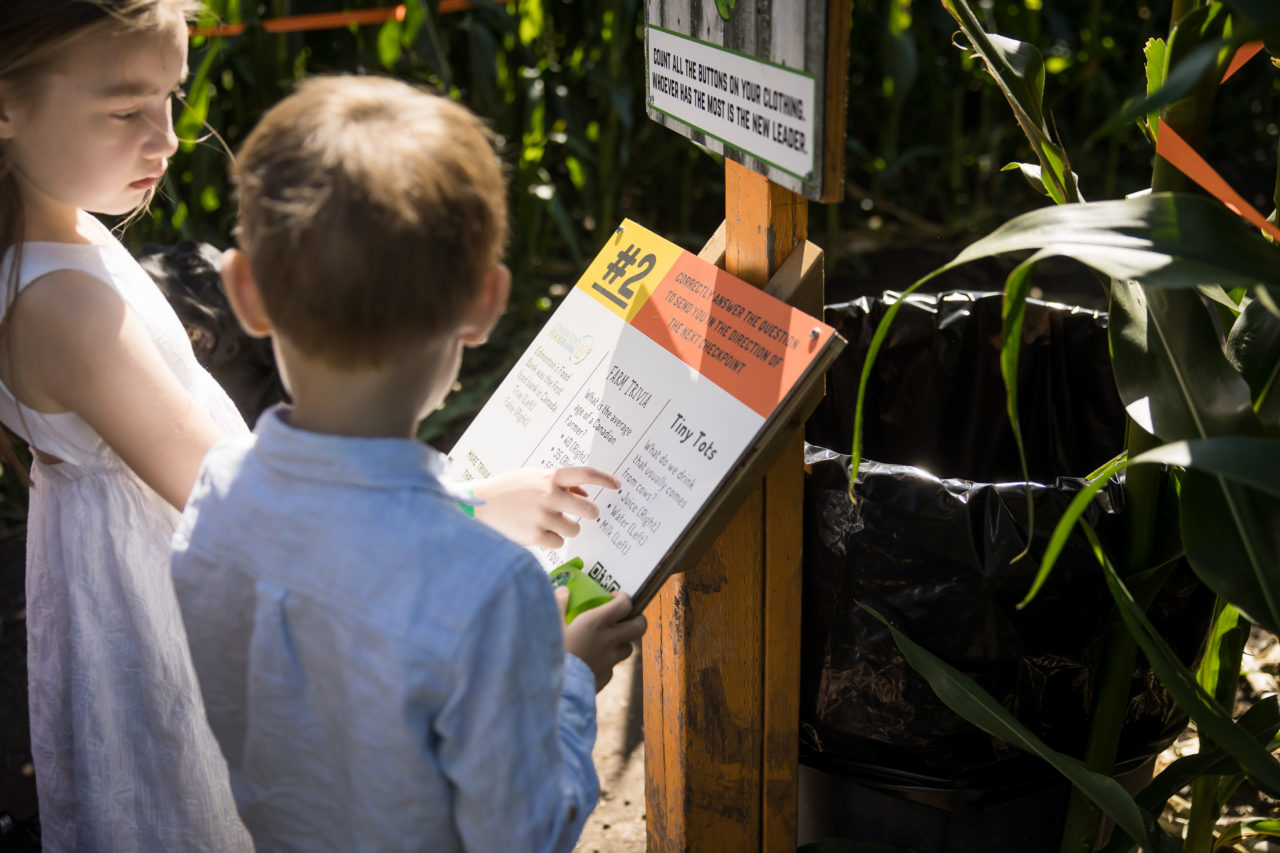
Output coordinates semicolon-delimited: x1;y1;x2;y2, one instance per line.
171;75;647;853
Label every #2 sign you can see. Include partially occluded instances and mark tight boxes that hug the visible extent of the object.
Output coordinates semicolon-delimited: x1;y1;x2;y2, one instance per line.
447;220;841;608
645;0;847;202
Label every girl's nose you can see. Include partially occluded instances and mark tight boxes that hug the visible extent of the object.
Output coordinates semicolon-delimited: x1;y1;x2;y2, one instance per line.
145;104;180;160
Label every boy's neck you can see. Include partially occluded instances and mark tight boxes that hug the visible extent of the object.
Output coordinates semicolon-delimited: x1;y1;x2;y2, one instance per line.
274;336;459;440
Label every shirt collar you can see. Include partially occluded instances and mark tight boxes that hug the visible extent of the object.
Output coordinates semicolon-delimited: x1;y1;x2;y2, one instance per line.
252;404;451;492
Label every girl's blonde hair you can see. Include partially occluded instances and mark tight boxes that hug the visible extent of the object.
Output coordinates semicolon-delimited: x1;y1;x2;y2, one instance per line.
1;0;199;270
0;0;200;478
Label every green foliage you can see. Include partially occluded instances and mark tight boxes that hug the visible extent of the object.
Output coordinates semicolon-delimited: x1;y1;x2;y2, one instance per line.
834;0;1280;253
847;1;1280;850
132;0;725;445
861;601;1181;853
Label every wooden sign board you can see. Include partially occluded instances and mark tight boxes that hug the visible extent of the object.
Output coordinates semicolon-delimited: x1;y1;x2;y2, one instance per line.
645;0;849;203
448;219;843;611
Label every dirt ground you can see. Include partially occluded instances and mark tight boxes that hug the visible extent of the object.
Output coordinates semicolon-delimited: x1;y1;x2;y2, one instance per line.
575;649;647;853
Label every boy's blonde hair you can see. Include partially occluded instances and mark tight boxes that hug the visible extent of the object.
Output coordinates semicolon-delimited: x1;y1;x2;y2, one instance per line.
232;76;509;368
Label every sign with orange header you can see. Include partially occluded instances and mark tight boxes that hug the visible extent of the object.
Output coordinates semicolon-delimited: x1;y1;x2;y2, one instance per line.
448;220;842;609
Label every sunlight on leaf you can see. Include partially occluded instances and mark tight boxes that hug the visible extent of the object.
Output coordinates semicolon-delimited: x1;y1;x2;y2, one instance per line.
942;0;1080;204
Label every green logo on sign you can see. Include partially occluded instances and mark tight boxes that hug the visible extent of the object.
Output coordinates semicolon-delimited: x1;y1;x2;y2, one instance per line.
715;0;736;22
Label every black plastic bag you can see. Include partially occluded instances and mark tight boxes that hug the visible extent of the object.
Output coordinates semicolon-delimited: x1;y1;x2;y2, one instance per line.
801;292;1210;812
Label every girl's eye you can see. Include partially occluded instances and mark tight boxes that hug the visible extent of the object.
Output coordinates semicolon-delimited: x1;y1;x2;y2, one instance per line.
111;111;140;121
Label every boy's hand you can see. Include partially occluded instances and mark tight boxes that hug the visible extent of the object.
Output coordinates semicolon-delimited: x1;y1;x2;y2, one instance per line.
556;589;647;692
471;467;620;548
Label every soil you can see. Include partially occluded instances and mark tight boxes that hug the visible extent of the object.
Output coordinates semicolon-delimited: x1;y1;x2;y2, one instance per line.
575;651;647;853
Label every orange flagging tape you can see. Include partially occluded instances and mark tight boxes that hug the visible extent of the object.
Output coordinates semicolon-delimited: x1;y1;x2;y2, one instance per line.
1223;41;1265;82
1156;118;1280;243
189;1;508;38
1154;42;1277;241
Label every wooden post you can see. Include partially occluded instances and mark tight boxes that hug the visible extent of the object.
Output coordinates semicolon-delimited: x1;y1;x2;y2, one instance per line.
643;158;811;851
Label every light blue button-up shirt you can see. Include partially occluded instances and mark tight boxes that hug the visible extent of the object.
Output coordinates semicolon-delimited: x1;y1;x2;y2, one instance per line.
172;406;599;853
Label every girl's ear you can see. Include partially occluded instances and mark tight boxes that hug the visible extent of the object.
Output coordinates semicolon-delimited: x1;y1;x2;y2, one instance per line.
458;263;511;347
220;249;273;338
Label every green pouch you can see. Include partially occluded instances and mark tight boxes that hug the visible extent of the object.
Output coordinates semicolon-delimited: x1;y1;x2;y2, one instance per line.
548;557;612;625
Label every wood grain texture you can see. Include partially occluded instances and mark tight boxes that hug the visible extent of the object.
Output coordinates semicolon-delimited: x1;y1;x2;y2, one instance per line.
643;158;811;851
821;0;852;202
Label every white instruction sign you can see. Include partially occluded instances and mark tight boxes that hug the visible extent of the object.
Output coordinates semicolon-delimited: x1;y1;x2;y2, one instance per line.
648;26;817;180
448;220;839;602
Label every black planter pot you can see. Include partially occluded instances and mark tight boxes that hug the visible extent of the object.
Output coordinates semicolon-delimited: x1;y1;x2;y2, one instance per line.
799;292;1211;847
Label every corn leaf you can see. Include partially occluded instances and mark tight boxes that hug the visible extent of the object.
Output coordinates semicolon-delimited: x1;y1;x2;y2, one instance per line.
1025;434;1280;612
376;19;403;69
1200;284;1244;314
176;41;222;152
1109;282;1260;441
1258;286;1280;317
1094;697;1280;853
1112;283;1280;634
1215;819;1280;850
1223;0;1280;27
1143;38;1167;141
860;603;1179;853
848;272;947;480
1085;526;1280;797
1016;456;1127;607
1222;0;1280;54
1002;162;1085;201
408;0;455;90
848;193;1280;500
1141;698;1280;813
941;0;1080;205
947;194;1280;291
1227;299;1280;423
1131;438;1280;498
1094;5;1233;139
1197;600;1250;722
999;259;1036;546
1179;468;1280;638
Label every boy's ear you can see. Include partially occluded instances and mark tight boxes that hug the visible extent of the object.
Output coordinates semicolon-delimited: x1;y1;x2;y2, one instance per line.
220;249;273;338
458;263;511;347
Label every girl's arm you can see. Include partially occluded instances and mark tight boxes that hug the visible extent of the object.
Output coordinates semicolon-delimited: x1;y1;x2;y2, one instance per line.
469;466;620;548
8;270;227;510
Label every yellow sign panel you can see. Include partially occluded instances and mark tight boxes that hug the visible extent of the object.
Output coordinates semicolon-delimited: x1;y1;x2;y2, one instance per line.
574;219;686;323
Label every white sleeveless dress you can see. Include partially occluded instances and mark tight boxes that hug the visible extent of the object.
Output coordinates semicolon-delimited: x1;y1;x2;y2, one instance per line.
0;218;252;852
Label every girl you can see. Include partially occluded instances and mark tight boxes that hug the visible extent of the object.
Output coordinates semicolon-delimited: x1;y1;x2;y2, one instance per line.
0;4;616;848
0;2;253;850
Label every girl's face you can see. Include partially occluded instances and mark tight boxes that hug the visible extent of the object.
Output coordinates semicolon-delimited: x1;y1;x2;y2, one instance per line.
0;17;188;237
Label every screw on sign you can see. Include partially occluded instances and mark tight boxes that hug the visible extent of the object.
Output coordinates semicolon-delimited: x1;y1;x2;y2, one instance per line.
591;244;657;310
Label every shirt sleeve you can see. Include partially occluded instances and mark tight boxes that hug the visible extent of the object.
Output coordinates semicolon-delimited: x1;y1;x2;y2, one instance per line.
434;557;599;853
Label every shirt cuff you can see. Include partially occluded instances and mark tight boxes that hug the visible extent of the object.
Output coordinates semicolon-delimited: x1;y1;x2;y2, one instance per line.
561;654;597;736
